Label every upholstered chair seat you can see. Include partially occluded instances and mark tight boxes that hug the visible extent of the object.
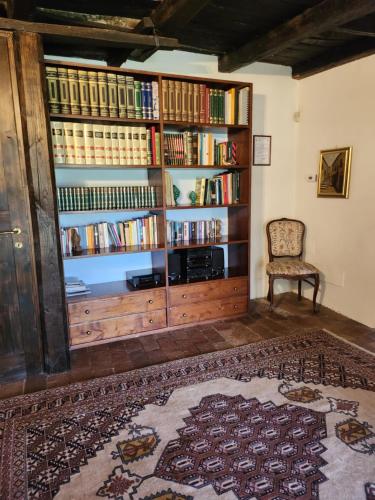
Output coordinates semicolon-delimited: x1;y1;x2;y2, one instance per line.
266;260;319;276
266;218;320;312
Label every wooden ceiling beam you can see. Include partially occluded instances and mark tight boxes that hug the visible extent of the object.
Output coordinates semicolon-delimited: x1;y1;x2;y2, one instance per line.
6;0;35;19
129;0;211;62
0;16;180;49
218;0;375;73
292;37;375;78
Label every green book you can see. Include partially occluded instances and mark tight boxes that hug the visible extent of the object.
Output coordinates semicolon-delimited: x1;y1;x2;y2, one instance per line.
134;80;142;119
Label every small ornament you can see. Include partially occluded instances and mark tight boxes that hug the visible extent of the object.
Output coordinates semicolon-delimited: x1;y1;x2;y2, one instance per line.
188;191;197;206
173;185;181;205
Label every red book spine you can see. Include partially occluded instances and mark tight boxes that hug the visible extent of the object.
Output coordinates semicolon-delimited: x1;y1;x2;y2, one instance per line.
223;174;228;204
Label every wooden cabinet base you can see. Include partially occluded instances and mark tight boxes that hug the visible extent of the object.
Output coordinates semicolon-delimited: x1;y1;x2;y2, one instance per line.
168;295;248;327
70;309;166;346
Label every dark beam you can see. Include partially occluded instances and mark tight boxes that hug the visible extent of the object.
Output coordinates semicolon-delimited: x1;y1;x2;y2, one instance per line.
129;0;211;62
219;0;375;72
335;27;375;37
293;37;375;78
6;0;35;19
0;17;180;50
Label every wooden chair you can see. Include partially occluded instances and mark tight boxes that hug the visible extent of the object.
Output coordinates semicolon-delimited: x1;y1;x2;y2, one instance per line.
266;218;320;312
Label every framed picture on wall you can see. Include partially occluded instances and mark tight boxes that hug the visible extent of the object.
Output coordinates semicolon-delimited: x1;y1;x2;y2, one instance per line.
253;135;272;166
317;147;352;198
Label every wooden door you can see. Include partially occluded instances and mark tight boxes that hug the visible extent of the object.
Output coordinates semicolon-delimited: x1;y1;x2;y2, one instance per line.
0;31;43;380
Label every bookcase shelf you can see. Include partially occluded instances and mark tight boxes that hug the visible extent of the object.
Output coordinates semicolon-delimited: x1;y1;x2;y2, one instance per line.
50;113;160;126
63;243;165;259
167;237;248;250
166;203;248;210
44;58;252;347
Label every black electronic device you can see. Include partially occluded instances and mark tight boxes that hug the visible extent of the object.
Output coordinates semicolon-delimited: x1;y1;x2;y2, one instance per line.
169;247;224;283
126;269;162;289
168;253;182;283
211;246;225;277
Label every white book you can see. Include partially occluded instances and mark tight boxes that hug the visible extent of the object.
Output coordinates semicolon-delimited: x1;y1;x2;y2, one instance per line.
93;124;105;165
111;125;120;165
83;123;95;164
139;126;148;165
50;121;65;164
103;125;113;165
118;126;126;165
73;122;85;164
152;81;159;119
132;126;141;164
63;122;75;164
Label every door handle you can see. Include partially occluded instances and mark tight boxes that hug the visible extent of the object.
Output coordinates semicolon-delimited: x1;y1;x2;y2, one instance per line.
0;227;21;236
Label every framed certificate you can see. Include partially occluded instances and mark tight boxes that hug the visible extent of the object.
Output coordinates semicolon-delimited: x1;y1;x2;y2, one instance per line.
253;135;272;166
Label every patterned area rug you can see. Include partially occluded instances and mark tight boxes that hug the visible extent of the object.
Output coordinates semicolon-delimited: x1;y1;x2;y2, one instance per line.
1;329;374;500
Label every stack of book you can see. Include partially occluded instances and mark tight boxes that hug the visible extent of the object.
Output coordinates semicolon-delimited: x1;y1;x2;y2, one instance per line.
167;218;221;244
51;122;161;166
46;66;159;119
162;79;249;125
65;276;91;296
57;185;159;212
194;171;240;205
164;131;237;166
60;215;159;255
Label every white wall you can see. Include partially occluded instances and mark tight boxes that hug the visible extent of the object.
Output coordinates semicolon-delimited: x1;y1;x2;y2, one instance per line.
124;51;299;298
296;55;375;327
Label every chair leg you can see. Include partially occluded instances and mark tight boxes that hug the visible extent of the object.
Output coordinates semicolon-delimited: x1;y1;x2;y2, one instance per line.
268;276;274;309
298;280;302;301
313;274;320;313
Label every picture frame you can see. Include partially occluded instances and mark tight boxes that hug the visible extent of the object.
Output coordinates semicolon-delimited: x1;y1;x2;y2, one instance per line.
253;135;272;166
317;147;352;198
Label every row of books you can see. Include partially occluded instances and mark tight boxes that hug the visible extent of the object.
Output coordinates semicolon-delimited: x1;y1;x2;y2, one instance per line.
164;132;238;166
46;66;159;119
57;186;159;212
162;80;249;125
51;122;161;166
167;219;222;244
61;215;160;254
195;172;241;205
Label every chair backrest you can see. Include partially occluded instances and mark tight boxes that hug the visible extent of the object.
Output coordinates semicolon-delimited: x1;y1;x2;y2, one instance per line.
266;218;305;261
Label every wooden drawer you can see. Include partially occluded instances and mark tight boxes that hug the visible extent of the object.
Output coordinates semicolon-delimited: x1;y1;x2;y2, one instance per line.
169;277;248;307
70;309;166;346
168;295;248;327
68;288;166;324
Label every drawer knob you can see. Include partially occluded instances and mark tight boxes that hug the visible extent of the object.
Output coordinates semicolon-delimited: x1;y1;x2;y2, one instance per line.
149;319;153;324
85;309;90;315
182;294;187;299
233;287;238;292
182;313;187;317
234;304;238;310
148;299;153;304
86;330;92;335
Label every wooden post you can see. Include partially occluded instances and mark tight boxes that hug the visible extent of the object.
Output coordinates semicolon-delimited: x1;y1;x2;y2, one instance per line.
16;31;70;373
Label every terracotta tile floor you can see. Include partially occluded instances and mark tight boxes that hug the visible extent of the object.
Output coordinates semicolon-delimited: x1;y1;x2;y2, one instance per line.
1;292;374;399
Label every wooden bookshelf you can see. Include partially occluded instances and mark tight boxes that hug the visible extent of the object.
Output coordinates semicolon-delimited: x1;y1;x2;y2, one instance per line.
44;58;252;348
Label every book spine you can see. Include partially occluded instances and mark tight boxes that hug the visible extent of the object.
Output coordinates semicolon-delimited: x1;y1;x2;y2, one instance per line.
104;125;113;165
57;67;70;114
111;125;120;165
162;79;169;120
132;127;141;164
187;83;193;122
46;66;60;113
141;81;147;119
134;80;142;119
155;132;161;166
63;122;75;164
151;80;159;120
67;69;80;115
77;70;90;115
126;76;135;118
175;80;182;121
107;73;119;118
97;72;109;117
88;71;99;116
50;121;65;164
193;83;200;123
168;80;175;121
83;123;95;164
73;122;85;164
93;124;105;165
146;129;152;165
181;81;188;122
126;127;133;165
117;74;127;118
118;126;126;165
199;84;206;123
